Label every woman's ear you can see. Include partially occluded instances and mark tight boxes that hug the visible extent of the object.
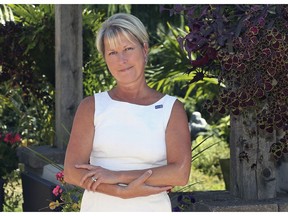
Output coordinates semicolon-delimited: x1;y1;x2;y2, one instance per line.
143;42;149;63
143;42;149;56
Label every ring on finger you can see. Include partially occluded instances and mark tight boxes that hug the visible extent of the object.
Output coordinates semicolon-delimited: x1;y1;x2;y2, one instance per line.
91;176;97;182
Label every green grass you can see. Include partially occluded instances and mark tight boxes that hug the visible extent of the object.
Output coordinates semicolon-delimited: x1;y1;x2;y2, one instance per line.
173;135;230;193
173;167;225;192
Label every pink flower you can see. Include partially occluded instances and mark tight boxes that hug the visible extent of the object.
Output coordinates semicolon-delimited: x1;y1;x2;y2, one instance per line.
3;132;21;144
56;171;64;182
52;185;63;196
13;133;21;143
4;133;12;143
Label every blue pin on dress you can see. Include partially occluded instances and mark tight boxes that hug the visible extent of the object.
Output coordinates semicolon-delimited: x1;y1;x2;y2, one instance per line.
155;104;163;109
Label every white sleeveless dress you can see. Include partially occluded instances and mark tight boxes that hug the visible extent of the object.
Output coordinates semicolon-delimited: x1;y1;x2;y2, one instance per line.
80;91;177;212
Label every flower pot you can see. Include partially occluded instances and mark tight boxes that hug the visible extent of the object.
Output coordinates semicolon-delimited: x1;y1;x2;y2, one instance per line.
21;171;58;212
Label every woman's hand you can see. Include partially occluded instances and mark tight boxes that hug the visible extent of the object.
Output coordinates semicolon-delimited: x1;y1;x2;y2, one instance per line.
75;165;172;198
118;170;172;199
75;164;119;191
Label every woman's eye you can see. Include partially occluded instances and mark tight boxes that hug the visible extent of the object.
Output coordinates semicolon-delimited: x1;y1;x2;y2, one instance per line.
125;47;134;51
108;51;116;56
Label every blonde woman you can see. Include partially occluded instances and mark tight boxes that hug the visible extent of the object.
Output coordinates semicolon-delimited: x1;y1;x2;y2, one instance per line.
64;13;191;212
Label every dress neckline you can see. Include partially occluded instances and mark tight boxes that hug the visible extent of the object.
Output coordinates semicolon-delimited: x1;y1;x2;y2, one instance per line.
105;91;166;107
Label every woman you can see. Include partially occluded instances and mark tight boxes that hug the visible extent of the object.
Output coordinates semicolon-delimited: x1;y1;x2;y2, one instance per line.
64;13;191;212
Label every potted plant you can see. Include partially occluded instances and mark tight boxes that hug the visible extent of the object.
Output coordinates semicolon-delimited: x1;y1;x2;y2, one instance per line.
48;170;83;212
162;4;288;199
23;147;83;212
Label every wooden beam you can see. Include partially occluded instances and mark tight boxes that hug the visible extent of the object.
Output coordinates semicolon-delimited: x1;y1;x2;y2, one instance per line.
230;112;277;200
55;5;83;149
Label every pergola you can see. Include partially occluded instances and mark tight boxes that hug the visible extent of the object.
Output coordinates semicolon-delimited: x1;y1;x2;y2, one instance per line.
55;5;83;150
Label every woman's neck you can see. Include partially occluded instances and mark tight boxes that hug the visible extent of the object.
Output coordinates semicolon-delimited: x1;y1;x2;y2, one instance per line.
113;83;150;98
109;83;162;105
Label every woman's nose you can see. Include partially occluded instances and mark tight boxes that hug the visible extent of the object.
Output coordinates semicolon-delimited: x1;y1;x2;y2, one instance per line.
118;52;127;63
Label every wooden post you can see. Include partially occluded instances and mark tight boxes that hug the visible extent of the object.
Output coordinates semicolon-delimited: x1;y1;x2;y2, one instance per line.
230;111;277;200
55;5;83;150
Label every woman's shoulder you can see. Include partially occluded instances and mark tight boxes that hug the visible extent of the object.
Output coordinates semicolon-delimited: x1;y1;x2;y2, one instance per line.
77;95;95;115
81;95;95;106
160;94;184;113
149;89;179;106
159;93;179;104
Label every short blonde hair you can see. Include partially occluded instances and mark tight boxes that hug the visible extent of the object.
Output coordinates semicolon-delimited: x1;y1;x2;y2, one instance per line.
96;13;149;56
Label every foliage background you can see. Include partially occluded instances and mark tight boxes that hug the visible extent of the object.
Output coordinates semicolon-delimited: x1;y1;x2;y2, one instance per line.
0;4;231;211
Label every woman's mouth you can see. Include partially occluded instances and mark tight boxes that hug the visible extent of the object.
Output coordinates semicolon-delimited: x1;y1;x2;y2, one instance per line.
119;66;133;72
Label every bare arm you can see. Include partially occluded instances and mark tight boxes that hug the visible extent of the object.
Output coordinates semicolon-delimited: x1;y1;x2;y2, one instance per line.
77;99;191;190
63;96;95;187
116;100;191;186
64;96;172;198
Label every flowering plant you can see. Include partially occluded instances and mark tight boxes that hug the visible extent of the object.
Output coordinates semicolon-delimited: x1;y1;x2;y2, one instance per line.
163;5;288;161
0;131;21;177
49;170;83;212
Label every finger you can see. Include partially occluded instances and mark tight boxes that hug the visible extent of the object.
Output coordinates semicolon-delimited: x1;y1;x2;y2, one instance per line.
132;170;152;186
91;178;102;191
80;172;97;186
155;185;173;192
75;164;94;170
86;176;96;191
80;172;96;186
144;185;173;196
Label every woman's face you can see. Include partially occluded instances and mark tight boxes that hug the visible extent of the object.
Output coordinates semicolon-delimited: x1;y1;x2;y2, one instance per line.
103;33;148;86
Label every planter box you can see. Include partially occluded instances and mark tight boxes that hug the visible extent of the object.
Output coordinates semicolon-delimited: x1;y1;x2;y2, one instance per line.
21;171;58;212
